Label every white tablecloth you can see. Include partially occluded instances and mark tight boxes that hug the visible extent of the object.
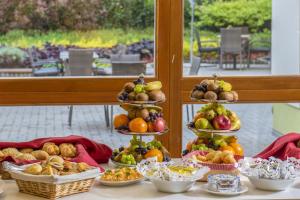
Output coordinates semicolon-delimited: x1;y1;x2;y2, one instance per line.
1;176;300;199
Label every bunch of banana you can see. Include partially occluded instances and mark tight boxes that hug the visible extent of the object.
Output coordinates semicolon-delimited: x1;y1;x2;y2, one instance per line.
144;81;162;91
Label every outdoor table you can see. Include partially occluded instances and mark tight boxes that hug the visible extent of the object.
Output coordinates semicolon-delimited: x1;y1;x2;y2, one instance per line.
1;162;300;200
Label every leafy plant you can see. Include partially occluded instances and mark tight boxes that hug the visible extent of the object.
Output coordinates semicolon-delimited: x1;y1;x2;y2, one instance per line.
0;47;28;67
195;0;271;32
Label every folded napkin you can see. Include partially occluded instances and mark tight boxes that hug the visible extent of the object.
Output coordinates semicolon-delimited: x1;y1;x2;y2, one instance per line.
0;135;112;172
255;133;300;160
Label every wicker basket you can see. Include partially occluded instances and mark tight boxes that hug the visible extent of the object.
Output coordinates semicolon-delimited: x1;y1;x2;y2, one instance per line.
15;178;95;199
0;162;12;180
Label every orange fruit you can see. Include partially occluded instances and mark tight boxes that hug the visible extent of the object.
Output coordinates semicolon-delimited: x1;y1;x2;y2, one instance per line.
220;145;235;154
186;141;193;152
227;136;238;143
147;122;155;132
129;118;148;133
114;114;129;128
144;149;163;162
230;143;244;156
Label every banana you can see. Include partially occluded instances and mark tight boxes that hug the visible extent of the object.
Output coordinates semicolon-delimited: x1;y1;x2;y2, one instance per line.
144;81;162;91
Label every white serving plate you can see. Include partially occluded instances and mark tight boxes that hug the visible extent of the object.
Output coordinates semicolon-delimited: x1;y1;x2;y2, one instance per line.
202;184;248;196
247;176;295;191
99;177;144;187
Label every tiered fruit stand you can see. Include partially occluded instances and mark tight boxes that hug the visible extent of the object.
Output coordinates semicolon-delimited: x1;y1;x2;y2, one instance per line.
183;76;243;157
110;75;170;167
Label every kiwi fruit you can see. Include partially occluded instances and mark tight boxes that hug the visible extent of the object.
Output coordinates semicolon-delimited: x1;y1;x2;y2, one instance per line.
135;93;149;101
191;90;204;99
123;82;135;93
219;92;234;101
128;92;136;100
128;109;136;119
204;91;218;101
207;82;219;92
149;90;166;102
231;91;239;101
136;108;149;120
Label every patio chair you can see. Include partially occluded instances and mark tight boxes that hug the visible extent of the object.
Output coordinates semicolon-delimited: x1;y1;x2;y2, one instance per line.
111;54;146;76
220;27;247;69
29;47;62;77
194;29;220;65
66;49;110;129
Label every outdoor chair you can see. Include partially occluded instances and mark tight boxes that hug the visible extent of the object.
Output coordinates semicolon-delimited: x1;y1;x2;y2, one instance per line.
220;27;248;69
29;47;62;77
111;54;146;76
194;29;220;64
67;49;110;129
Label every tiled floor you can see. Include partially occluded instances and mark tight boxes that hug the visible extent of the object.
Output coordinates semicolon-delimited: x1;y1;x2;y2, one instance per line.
0;64;278;157
0;103;278;157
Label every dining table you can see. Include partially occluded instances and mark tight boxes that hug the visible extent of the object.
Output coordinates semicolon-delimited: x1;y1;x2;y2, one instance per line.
1;161;299;200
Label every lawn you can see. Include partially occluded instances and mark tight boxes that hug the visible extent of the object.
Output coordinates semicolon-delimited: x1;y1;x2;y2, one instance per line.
0;29;270;61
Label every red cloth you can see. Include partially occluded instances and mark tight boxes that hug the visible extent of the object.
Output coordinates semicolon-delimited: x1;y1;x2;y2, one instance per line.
0;135;112;172
255;133;300;160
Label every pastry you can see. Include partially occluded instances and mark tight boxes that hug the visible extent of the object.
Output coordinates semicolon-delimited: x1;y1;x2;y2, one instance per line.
20;148;34;154
59;143;77;158
48;155;64;165
42;142;60;155
24;164;43;175
16;153;36;161
41;165;59;176
31;150;49;160
77;162;90;172
2;148;20;157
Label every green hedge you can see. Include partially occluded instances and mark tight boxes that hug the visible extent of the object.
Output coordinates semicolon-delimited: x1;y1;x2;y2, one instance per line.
194;0;271;32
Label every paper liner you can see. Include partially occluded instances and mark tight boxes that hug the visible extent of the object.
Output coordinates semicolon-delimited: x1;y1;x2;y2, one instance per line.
183;150;243;171
238;157;300;180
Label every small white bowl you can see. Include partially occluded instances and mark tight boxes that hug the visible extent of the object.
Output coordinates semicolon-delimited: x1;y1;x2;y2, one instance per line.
247;176;295;191
150;179;195;193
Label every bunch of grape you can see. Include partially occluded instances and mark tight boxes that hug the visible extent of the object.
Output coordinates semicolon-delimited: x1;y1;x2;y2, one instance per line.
118;92;129;101
133;76;145;85
146;111;163;122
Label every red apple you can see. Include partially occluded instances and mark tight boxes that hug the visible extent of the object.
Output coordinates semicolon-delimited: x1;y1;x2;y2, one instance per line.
153;118;166;132
212;115;231;130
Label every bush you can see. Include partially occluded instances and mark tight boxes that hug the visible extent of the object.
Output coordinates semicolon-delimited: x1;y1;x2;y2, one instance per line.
195;0;271;32
0;0;155;33
0;47;28;68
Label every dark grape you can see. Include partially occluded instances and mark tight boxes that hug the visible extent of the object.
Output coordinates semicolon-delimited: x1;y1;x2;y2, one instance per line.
145;117;151;122
141;149;147;155
189;122;195;128
119;147;125;152
182;149;189;156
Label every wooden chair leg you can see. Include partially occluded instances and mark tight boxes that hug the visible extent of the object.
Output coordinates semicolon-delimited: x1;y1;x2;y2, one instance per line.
68;106;73;127
191;105;195;118
186;105;190;123
104;105;109;128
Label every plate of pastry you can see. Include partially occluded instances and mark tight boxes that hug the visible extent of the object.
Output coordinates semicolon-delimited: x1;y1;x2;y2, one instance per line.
99;167;144;187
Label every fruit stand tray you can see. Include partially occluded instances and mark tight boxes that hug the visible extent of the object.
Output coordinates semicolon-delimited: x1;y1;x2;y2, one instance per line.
109;158;136;167
187;124;239;136
117;128;169;136
190;97;236;104
117;98;165;105
120;103;163;111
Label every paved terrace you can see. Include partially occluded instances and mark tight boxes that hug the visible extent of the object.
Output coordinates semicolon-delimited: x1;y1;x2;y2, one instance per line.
0;64;278;156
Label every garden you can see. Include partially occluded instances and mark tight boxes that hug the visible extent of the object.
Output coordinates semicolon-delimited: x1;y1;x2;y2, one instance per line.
0;0;271;68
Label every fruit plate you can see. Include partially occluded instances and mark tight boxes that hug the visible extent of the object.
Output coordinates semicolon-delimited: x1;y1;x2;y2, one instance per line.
187;124;239;136
117;128;169;136
201;184;248;196
117;98;165;105
99;177;144;187
190;97;236;104
109;158;136;167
